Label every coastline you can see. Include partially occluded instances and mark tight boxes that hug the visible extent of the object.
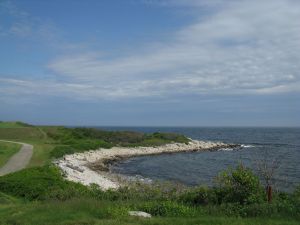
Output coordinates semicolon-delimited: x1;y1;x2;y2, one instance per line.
55;139;240;190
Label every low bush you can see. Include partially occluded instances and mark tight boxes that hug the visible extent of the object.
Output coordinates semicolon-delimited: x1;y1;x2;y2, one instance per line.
0;165;300;220
50;139;113;159
133;201;197;217
214;164;265;205
179;186;217;206
47;127;189;148
50;146;75;158
0;165;93;200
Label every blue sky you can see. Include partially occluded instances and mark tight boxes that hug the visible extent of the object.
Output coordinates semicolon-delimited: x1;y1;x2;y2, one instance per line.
0;0;299;126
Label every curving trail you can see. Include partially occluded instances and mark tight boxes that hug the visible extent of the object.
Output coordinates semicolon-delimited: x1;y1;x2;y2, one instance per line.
0;140;33;176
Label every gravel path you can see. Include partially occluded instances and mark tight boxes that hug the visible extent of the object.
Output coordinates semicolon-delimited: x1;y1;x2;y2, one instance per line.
0;140;33;176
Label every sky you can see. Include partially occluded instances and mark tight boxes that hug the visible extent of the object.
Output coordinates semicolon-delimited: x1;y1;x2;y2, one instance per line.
0;0;299;126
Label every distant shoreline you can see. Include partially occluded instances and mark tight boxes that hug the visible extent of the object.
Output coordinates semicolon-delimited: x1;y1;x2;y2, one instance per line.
55;139;240;190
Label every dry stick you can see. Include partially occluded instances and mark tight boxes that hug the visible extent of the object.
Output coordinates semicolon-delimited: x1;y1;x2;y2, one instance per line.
254;148;283;203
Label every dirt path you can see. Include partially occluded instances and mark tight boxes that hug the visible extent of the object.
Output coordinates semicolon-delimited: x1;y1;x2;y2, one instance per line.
0;140;33;176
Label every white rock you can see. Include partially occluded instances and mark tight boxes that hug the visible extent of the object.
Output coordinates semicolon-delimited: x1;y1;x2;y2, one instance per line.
128;211;152;218
54;139;235;190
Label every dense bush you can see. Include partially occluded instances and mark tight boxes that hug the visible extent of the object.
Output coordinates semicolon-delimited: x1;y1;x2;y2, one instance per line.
50;146;75;158
46;127;190;158
0;165;93;200
50;140;113;158
214;164;265;205
179;186;217;206
48;127;189;147
0;165;300;219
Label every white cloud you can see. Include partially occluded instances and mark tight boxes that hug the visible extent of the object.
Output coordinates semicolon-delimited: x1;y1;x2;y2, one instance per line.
46;0;300;98
2;0;300;101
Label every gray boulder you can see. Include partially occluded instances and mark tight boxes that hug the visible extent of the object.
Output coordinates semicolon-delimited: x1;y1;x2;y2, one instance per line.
128;211;152;218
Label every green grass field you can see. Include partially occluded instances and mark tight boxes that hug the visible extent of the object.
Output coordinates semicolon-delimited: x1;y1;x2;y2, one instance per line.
0;122;299;225
0;141;21;167
0;127;53;167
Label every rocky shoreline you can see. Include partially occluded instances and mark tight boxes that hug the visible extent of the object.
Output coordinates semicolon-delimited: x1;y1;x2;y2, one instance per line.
55;140;240;190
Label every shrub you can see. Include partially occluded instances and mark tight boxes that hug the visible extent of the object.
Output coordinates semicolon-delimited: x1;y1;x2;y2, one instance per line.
0;165;92;200
50;140;113;159
47;127;189;147
179;186;217;206
50;146;75;158
215;164;265;205
134;201;196;217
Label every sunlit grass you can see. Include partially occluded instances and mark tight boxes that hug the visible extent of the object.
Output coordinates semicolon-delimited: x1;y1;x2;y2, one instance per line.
0;141;21;167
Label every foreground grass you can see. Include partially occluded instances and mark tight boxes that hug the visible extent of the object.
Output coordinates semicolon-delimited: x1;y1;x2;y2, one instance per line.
0;165;299;225
0;198;298;225
0;141;21;167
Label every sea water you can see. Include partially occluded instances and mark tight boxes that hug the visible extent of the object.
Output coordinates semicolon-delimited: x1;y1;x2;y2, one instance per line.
99;127;300;192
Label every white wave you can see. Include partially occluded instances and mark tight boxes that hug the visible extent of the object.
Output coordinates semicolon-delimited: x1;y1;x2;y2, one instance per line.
241;144;255;148
219;144;254;151
218;148;234;151
125;174;153;184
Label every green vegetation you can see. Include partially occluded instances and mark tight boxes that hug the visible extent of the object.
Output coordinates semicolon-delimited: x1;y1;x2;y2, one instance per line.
0;165;299;224
0;142;21;167
0;121;299;224
0;127;44;141
48;127;189;158
214;164;265;205
0;121;32;128
0;123;187;165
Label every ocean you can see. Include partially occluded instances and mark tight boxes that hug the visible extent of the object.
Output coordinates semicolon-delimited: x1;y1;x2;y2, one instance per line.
98;127;300;192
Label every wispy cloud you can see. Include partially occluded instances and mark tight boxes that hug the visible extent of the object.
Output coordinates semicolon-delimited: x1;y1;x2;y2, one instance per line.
0;0;77;49
47;0;300;98
138;0;227;7
2;0;300;101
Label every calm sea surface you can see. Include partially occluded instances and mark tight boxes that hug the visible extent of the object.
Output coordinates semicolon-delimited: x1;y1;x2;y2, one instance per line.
97;127;300;192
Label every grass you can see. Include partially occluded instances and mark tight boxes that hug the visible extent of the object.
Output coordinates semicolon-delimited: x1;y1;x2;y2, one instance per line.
0;128;55;167
45;127;190;159
25;141;55;167
0;127;45;141
0;125;189;166
0;121;32;128
0;141;21;167
0;197;299;225
0;165;299;225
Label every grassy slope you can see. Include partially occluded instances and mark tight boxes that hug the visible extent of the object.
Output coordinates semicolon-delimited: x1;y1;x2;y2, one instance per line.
0;127;54;167
0;125;189;166
0;142;21;167
0;121;32;128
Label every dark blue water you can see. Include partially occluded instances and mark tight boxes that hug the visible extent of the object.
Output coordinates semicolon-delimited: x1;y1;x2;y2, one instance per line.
100;127;300;192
